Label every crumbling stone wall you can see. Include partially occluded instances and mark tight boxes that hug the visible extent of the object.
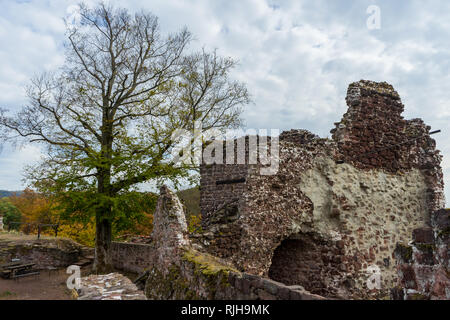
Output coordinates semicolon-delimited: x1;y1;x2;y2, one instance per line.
200;162;249;225
294;156;431;297
146;247;324;300
393;209;449;300
268;233;345;298
331;81;445;213
106;80;445;300
200;161;248;257
143;185;324;300
0;237;93;269
111;242;156;274
109;186;189;274
199;80;445;299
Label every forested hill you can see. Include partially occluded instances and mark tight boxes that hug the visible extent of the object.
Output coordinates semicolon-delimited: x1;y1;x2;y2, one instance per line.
0;190;22;198
177;187;200;217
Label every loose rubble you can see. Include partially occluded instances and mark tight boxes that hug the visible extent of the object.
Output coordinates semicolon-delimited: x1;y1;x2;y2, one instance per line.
77;273;146;300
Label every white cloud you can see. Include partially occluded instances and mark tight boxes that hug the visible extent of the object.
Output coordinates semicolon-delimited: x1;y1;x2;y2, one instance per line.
0;145;43;190
0;0;449;205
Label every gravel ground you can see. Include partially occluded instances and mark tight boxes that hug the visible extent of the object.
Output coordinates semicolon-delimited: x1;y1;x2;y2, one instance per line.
0;268;73;300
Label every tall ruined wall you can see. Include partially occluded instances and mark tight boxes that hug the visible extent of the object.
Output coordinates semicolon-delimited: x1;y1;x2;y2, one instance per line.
200;162;249;230
331;80;445;213
199;137;275;258
289;156;430;297
199;80;445;299
204;141;432;298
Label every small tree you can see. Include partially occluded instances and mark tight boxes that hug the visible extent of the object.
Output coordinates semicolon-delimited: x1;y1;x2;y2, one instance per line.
0;2;249;272
0;198;22;230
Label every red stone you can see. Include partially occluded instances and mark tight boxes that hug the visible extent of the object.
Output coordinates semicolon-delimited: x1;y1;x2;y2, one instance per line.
412;227;434;244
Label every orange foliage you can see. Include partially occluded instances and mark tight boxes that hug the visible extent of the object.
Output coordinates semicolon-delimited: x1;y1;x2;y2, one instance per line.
133;211;154;235
115;211;154;240
8;188;57;234
57;219;96;247
8;188;155;247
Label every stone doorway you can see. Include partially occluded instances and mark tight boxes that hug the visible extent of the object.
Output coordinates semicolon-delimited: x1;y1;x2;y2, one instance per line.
268;233;340;297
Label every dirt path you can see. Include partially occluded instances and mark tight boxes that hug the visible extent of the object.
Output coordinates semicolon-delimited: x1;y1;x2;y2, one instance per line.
0;269;76;300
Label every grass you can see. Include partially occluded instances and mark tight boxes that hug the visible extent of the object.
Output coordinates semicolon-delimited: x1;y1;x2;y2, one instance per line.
177;187;200;217
0;291;16;299
0;232;64;242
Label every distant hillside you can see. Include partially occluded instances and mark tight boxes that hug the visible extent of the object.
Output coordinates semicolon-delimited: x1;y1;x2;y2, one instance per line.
177;187;200;217
0;190;22;198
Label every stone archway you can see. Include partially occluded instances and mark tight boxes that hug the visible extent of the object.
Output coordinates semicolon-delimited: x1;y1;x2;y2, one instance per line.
268;232;342;297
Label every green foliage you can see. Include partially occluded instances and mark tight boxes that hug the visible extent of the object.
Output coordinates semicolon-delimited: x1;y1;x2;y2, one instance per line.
177;187;202;234
56;190;157;236
111;192;157;235
177;187;200;217
0;198;22;230
182;249;238;275
0;291;16;299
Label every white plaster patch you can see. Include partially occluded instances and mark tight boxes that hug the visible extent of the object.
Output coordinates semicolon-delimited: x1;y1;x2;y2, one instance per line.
298;156;429;293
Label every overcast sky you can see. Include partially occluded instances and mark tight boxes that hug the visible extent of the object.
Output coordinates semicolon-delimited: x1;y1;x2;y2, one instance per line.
0;0;449;205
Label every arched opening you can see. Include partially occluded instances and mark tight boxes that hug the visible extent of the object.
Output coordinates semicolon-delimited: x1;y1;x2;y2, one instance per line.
268;232;340;297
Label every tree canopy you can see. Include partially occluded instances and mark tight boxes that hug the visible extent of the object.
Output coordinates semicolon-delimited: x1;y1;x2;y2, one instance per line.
0;198;22;230
0;2;250;272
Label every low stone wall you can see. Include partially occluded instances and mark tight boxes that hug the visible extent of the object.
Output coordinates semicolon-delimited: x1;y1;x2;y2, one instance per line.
145;248;324;300
143;186;326;300
110;241;326;300
229;272;325;300
111;241;155;274
0;235;93;269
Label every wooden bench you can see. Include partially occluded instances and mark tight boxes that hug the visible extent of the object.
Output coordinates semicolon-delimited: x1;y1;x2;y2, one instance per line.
0;262;21;279
0;269;12;278
0;262;40;280
0;262;22;269
12;271;40;279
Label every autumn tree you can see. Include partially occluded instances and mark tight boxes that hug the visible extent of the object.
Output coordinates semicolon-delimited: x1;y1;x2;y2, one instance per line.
0;3;249;272
8;189;53;225
0;197;22;230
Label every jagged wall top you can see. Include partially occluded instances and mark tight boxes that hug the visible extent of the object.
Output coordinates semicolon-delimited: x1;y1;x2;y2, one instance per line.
330;79;445;212
347;80;401;101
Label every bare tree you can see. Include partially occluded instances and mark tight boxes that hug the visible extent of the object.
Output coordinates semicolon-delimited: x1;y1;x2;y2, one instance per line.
0;2;249;272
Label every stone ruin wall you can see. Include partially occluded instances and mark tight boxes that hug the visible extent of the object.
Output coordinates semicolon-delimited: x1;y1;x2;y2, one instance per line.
111;242;156;274
0;237;93;269
393;209;449;300
106;80;446;300
199;80;446;299
142;184;324;300
331;81;445;213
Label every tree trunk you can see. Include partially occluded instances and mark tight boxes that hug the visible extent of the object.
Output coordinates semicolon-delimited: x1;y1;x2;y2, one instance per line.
93;104;115;273
93;213;113;273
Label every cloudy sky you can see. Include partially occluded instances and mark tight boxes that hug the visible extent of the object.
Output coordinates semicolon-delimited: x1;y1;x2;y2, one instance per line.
0;0;449;204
